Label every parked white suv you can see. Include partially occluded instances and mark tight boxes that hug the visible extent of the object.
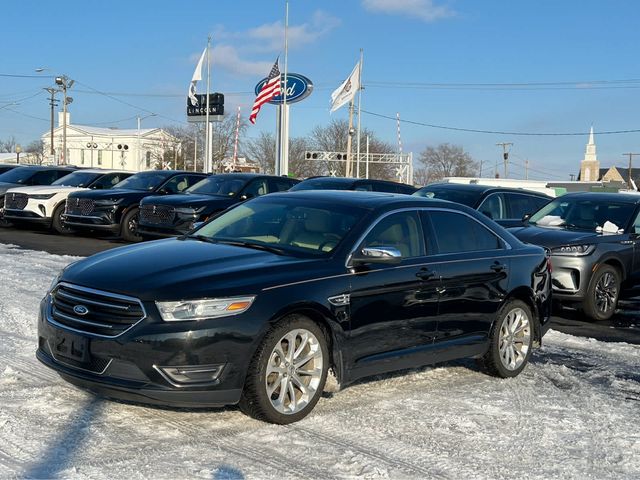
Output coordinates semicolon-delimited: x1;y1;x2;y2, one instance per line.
4;169;132;233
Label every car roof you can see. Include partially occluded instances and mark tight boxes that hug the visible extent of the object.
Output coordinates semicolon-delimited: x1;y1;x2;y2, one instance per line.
420;182;550;196
265;189;463;210
559;191;640;204
208;173;296;180
9;165;76;171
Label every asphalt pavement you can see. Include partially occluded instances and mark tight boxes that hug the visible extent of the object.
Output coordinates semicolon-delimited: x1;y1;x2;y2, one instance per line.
1;224;639;345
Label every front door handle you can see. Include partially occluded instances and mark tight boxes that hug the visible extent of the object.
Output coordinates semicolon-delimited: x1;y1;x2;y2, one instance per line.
490;263;507;272
416;268;436;280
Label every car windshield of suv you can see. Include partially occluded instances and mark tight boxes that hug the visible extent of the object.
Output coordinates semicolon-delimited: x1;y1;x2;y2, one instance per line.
51;171;102;187
413;186;481;207
528;198;635;232
187;176;247;196
0;167;40;184
191;199;364;256
289;179;353;191
112;172;170;191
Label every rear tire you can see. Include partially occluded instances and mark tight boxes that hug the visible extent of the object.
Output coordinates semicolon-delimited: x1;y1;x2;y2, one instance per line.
239;315;329;424
121;207;142;242
483;299;534;378
52;203;74;234
583;264;620;321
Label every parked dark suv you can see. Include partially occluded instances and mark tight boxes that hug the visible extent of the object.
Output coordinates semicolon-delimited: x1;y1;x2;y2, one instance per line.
510;192;640;320
137;173;299;238
413;183;552;227
38;191;551;424
290;176;416;194
64;170;207;241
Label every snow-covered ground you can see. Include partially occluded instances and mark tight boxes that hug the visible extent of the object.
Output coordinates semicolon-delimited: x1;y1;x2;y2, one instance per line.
0;243;639;479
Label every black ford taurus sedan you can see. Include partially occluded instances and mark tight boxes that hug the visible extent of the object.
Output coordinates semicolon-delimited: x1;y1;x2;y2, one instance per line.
37;191;551;424
137;173;299;238
510;192;640;320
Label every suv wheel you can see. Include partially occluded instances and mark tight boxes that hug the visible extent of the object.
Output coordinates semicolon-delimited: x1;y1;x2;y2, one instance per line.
52;203;73;234
584;264;620;321
121;207;142;242
239;315;328;424
482;299;533;378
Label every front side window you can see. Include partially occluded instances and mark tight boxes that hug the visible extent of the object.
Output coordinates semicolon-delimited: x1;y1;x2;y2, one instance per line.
188;176;246;196
114;172;170;191
360;211;425;258
242;179;269;198
428;211;502;253
505;193;550;219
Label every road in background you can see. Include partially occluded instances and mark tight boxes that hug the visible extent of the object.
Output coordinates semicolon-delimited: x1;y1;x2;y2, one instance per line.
1;225;639;345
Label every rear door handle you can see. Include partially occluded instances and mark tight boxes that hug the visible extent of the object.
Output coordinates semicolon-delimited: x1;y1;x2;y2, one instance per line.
416;268;436;280
490;263;507;272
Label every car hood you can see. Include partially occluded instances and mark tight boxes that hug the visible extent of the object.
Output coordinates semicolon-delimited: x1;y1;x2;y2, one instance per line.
70;188;151;203
141;193;236;209
0;182;21;195
7;185;86;195
60;238;329;301
509;225;622;248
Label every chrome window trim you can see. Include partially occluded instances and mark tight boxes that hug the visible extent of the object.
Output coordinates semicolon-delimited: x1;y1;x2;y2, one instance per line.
345;206;513;268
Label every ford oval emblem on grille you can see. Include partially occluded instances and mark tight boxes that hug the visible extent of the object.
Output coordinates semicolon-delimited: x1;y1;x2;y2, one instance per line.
73;305;89;316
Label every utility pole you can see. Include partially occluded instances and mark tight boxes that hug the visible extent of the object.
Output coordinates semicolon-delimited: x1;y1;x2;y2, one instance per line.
44;88;59;159
622;152;640;190
525;159;529;180
496;142;513;178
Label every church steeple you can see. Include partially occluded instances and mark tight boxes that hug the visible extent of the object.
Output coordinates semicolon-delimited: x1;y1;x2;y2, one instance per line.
580;126;600;181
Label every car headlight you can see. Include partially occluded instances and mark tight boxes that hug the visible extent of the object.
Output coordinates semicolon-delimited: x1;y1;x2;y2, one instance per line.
174;207;198;215
93;198;122;206
48;273;62;293
30;193;56;200
155;296;255;322
550;244;595;256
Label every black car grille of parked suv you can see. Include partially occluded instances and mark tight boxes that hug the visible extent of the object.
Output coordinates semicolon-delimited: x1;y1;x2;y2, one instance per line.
139;204;175;225
5;193;28;210
49;283;146;337
66;198;94;216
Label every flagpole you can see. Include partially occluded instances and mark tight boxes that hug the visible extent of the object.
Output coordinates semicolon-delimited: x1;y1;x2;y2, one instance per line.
355;48;364;178
346;100;354;177
281;0;290;176
205;35;211;173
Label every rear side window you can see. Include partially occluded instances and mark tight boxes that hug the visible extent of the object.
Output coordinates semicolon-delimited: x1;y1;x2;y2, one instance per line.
91;173;130;189
477;193;506;220
269;178;297;192
32;170;69;185
505;193;549;219
427;211;502;253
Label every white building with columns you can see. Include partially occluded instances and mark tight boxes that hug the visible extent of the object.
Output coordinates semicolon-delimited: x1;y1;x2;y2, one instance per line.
41;113;179;171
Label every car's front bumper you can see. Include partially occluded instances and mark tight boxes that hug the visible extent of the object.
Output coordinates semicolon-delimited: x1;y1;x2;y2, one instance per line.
4;208;51;224
548;255;593;303
36;294;260;408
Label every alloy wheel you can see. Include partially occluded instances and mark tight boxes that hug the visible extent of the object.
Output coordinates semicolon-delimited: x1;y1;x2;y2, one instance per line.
498;307;531;371
594;272;617;314
265;328;324;415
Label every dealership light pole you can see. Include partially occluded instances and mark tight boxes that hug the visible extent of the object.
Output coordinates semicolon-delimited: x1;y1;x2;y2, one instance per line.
44;88;59;159
55;75;74;165
137;114;156;170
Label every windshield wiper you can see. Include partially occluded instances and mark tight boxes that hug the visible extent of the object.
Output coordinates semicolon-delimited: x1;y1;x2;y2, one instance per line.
216;239;286;255
182;234;218;244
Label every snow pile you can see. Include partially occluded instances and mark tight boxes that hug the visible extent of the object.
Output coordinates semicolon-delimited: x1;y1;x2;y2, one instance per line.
0;244;638;479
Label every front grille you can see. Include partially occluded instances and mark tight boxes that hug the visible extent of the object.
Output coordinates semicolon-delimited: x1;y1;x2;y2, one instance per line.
140;204;176;225
66;198;94;216
50;283;146;337
5;193;28;210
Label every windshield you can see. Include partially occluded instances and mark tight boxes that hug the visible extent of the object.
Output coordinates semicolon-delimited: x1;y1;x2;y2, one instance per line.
113;171;170;191
529;198;635;232
51;171;101;187
187;176;247;196
289;179;353;191
192;199;365;256
0;167;38;184
412;186;481;207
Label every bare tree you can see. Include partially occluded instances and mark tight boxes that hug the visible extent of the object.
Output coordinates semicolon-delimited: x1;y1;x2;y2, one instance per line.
23;140;45;165
0;137;16;154
418;143;478;182
243;131;276;174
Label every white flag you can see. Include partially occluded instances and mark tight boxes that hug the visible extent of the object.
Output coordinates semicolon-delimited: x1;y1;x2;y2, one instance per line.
188;48;207;107
330;61;360;113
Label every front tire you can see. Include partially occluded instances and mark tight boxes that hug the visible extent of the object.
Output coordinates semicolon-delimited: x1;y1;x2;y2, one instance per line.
483;299;534;378
239;315;329;424
583;264;620;321
121;207;142;242
52;203;74;234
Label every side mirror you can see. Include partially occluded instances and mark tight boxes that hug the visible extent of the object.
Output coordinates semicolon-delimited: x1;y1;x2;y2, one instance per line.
158;188;172;195
240;193;253;201
351;246;403;266
522;213;532;223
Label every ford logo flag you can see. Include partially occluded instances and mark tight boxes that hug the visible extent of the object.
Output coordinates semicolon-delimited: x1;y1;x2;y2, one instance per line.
254;73;313;105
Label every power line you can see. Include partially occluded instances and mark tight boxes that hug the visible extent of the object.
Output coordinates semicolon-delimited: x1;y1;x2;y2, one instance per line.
362;109;640;136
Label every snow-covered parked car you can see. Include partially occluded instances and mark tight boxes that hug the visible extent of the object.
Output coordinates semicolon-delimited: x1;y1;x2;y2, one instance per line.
4;169;133;233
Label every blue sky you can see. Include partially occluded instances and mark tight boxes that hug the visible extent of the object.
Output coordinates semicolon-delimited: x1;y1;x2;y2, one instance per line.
2;0;640;180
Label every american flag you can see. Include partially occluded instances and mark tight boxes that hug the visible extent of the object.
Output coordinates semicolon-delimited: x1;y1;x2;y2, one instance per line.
249;59;281;124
